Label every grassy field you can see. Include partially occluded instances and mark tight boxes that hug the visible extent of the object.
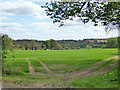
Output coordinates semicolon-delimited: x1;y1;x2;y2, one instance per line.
69;64;118;88
4;59;29;75
3;48;118;88
28;59;46;73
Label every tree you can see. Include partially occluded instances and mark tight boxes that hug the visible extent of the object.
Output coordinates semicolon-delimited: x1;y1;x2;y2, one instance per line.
1;34;14;75
42;40;50;50
45;40;51;49
86;45;91;49
118;37;120;50
30;41;40;50
0;35;2;75
42;2;120;31
64;46;69;50
106;38;117;48
2;34;13;58
30;41;36;50
42;42;47;50
42;39;62;50
23;41;30;50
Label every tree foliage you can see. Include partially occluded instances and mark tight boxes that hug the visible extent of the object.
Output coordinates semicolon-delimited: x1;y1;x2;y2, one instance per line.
14;40;40;50
42;39;62;50
1;34;13;58
106;38;117;48
118;37;120;50
42;2;120;31
50;39;62;50
1;34;15;75
86;45;91;49
42;40;50;50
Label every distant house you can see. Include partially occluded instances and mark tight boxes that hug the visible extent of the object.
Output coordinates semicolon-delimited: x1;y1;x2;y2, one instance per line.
96;40;107;43
84;39;107;43
88;40;95;43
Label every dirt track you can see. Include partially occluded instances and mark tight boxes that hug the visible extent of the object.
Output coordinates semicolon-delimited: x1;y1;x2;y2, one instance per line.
34;58;53;74
3;56;118;88
62;56;118;80
13;58;52;74
11;56;118;78
25;58;35;74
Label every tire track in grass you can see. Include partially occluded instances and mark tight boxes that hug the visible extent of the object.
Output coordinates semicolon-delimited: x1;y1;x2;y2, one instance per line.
5;56;119;88
34;58;53;74
85;60;118;76
62;56;118;81
9;58;35;75
9;56;118;78
9;58;52;74
25;58;35;74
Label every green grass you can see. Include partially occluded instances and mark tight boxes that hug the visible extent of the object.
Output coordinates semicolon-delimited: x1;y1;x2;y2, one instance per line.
4;59;29;75
42;59;101;74
69;64;118;88
28;59;46;73
91;58;118;72
7;49;117;60
7;48;118;74
3;48;118;88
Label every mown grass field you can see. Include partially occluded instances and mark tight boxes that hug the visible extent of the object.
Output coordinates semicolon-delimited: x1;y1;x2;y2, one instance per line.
3;48;118;88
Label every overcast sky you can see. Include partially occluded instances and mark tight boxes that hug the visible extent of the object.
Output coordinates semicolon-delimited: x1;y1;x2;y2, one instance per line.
0;0;118;40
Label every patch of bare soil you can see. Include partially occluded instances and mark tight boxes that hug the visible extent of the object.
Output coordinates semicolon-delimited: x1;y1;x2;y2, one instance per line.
2;81;72;88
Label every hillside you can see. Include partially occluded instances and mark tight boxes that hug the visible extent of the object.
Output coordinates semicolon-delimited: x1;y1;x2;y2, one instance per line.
13;38;108;50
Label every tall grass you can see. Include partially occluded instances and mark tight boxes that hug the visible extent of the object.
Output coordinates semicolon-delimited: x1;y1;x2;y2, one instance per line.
3;59;29;75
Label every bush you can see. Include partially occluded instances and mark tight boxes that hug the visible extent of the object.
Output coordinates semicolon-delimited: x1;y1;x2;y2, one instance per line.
86;45;91;49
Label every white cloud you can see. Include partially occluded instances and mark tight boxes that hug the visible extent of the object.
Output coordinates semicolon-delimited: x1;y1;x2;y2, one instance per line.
0;21;118;40
0;16;9;22
0;0;48;20
0;22;24;28
25;0;51;2
29;21;118;40
30;22;61;32
24;32;40;39
0;22;28;36
0;0;118;40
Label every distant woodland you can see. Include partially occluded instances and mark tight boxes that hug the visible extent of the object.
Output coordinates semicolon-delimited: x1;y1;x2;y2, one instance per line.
0;34;118;50
12;37;118;50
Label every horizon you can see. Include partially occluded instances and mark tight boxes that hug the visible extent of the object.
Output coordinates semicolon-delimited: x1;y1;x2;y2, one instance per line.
12;37;117;41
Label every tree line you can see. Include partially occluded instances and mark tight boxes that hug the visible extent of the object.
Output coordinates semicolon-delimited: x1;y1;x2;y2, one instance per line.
0;34;118;51
13;37;118;50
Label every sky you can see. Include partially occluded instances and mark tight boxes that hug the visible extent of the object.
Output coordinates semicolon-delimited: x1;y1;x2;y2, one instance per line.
0;0;118;40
